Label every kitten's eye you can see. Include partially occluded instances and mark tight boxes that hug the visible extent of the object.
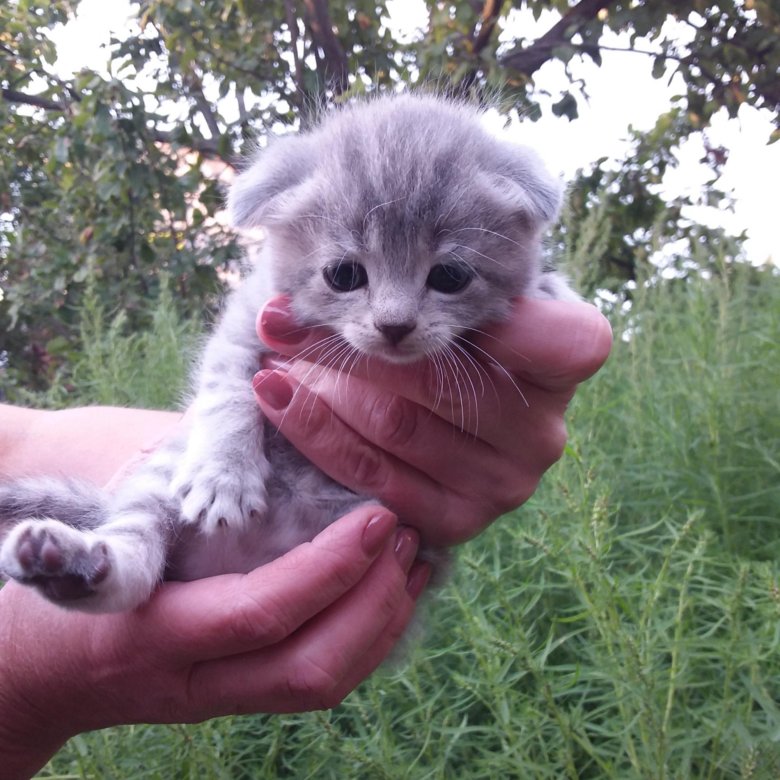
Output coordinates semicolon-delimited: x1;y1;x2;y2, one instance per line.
323;262;368;292
426;263;473;294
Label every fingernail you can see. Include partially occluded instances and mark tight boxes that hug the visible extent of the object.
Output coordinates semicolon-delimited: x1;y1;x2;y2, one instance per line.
394;527;420;574
253;370;293;411
406;561;432;600
362;512;397;556
260;300;304;344
260;353;288;371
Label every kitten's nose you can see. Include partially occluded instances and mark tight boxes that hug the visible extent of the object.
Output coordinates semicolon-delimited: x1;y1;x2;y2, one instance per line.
376;322;416;346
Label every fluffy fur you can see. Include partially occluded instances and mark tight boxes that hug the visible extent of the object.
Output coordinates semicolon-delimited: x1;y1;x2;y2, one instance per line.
0;94;576;612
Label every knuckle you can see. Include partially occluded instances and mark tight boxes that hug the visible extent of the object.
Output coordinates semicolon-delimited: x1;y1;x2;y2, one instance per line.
223;589;291;648
542;418;569;466
345;442;386;492
284;658;342;710
315;543;365;592
368;393;419;452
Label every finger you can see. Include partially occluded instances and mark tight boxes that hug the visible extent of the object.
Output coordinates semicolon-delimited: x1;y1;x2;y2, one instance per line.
254;366;505;499
473;297;613;392
258;295;339;358
255;356;568;489
276;562;431;711
258;295;611;426
136;505;398;663
253;366;566;540
185;529;423;716
253;369;500;538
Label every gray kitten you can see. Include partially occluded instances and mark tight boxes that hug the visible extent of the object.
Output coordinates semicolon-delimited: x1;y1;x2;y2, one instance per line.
0;94;576;612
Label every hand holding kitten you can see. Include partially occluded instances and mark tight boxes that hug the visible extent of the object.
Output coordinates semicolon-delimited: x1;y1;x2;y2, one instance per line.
0;504;427;780
255;294;612;546
0;295;610;777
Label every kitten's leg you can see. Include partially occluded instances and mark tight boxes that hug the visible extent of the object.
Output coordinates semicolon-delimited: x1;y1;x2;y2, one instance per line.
0;512;166;612
170;277;273;533
0;477;106;530
0;460;173;613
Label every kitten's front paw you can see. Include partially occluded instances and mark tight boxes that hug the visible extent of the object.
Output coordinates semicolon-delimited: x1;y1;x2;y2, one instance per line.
171;460;268;534
0;519;111;603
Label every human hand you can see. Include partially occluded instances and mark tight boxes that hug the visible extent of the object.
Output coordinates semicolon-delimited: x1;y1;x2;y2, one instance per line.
0;505;427;780
253;295;612;547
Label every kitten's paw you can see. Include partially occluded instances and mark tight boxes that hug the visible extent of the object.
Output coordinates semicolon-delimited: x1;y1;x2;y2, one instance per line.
171;462;268;534
0;519;111;603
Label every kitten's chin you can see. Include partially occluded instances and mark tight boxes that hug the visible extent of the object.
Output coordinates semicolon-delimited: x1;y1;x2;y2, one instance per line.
361;345;427;366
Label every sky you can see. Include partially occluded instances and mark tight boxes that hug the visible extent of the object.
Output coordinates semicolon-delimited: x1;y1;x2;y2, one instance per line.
48;0;779;265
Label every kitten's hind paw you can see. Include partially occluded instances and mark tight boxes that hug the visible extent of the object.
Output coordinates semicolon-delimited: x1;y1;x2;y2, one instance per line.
0;519;111;603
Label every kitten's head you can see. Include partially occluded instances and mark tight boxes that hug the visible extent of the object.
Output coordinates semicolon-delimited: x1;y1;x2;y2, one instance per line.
229;94;561;364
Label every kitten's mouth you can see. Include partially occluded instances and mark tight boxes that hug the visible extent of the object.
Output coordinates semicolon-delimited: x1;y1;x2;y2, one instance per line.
365;343;426;365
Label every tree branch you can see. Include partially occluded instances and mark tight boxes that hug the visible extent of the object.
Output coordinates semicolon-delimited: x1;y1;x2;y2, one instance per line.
190;83;222;140
302;0;349;94
284;0;306;100
1;88;67;112
150;129;236;166
500;0;613;75
471;0;506;57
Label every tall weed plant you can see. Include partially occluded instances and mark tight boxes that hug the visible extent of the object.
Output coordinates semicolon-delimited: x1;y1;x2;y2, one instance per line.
38;264;780;779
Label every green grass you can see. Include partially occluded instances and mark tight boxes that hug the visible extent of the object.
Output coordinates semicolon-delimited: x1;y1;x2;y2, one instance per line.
36;264;780;779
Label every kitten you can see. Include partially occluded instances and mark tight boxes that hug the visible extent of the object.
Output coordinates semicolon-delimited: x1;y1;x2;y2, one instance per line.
0;94;576;612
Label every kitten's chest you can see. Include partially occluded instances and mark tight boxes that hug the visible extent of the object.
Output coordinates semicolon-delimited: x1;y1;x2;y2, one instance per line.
165;427;362;581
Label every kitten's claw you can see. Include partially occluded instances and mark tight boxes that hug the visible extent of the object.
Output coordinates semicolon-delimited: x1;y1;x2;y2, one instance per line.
171;463;268;534
0;519;111;603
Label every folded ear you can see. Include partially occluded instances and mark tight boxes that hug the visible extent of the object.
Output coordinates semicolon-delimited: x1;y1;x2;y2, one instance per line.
228;134;316;229
480;142;562;228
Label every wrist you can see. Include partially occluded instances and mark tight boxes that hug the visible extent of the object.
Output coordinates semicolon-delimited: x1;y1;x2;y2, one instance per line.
0;585;78;778
0;669;72;780
0;727;67;780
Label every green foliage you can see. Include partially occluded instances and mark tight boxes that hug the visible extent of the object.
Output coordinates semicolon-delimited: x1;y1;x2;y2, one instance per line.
34;265;780;779
71;275;200;409
555;108;745;295
2;0;779;393
3;273;199;408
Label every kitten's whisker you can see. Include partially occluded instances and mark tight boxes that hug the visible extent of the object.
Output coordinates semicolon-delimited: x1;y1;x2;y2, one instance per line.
451;340;489;399
440;346;468;433
452;243;510;270
459;338;529;407
281;338;351;426
458;326;532;365
449;226;522;248
362;196;408;232
296;213;352;234
425;351;447;415
297;342;355;428
271;334;346;371
428;349;457;424
433;198;461;232
448;251;480;277
332;343;361;408
449;346;481;436
438;345;468;433
306;344;349;426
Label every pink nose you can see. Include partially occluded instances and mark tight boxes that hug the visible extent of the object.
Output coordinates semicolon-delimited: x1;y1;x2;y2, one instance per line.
375;323;416;346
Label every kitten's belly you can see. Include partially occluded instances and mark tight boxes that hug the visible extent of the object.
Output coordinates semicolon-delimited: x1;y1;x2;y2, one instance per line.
166;519;320;580
165;490;365;581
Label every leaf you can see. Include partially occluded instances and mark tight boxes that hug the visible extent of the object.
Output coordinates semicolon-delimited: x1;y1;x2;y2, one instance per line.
54;136;69;163
551;92;578;120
